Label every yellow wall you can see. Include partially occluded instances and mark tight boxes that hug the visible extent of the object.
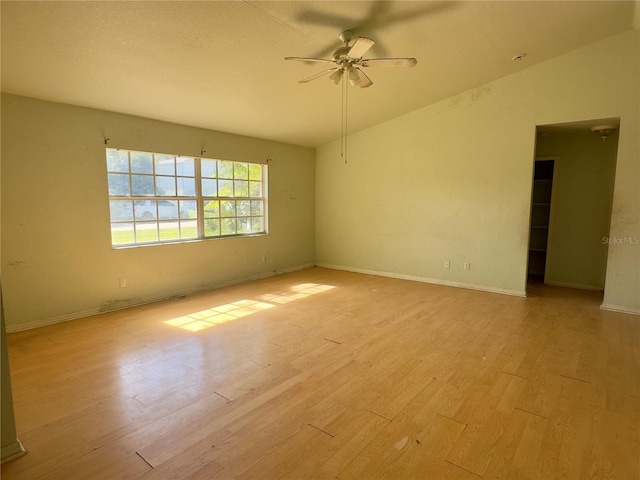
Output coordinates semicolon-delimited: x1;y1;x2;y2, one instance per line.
1;95;316;330
316;29;640;312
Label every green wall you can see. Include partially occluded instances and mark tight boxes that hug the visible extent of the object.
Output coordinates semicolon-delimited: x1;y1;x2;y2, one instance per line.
1;96;316;331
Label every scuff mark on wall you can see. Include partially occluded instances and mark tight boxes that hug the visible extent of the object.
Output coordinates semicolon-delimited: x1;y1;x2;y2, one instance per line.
99;298;141;312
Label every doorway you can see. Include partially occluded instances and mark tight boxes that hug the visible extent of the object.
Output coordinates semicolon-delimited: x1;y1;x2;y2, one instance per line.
527;119;619;290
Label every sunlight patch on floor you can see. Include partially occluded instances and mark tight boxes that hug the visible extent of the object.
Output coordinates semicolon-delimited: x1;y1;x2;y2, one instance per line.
164;283;336;332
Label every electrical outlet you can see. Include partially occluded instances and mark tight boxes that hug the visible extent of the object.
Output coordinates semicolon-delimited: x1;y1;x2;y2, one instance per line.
119;278;127;288
444;260;450;268
464;262;470;271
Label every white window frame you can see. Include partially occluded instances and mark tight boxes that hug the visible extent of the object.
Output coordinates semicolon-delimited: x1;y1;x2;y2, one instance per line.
106;148;268;247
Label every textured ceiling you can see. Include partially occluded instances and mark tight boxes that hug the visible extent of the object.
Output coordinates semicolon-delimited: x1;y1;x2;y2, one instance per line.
1;1;637;147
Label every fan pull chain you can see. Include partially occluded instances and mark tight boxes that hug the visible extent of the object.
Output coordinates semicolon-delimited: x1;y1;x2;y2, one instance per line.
341;72;348;164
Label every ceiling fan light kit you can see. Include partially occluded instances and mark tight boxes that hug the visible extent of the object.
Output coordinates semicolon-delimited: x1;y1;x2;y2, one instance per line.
348;67;360;86
330;69;343;85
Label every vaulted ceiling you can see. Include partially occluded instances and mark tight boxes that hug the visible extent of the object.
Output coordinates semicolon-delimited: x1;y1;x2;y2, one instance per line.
1;1;637;147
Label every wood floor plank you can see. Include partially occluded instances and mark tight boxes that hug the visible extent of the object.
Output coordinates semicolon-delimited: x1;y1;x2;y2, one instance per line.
459;408;530;479
445;399;529;476
3;268;638;480
364;414;467;480
338;379;459;479
36;442;151;480
235;410;388;480
580;407;640;479
510;409;550;478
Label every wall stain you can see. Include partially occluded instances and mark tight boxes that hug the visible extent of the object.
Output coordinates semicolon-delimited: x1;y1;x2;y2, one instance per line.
471;86;491;101
447;86;492;108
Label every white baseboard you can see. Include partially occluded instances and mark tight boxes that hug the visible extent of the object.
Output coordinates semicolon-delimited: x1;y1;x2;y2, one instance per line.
1;438;27;464
600;303;640;315
6;263;315;333
545;280;603;291
316;263;527;297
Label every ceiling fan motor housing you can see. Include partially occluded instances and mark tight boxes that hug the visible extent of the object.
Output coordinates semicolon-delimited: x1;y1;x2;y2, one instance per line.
332;46;356;65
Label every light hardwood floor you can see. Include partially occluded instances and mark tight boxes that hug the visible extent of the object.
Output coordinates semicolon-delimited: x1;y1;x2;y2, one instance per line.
2;267;639;479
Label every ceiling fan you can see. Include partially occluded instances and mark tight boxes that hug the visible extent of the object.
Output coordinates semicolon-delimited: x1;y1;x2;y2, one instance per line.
285;30;417;88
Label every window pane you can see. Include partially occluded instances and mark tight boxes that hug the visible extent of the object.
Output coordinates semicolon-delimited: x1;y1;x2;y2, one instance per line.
107;149;267;247
237;200;250;217
158;200;179;220
250;200;263;216
237;218;251;234
180;200;196;219
205;218;220;237
251;217;264;233
135;200;156;220
202;178;217;196
203;200;219;218
135;222;158;242
219;161;234;179
112;223;134;244
249;164;262;181
234;162;249;179
202;159;217;178
177;177;196;196
131;152;153;174
132;175;154;196
249;181;262;198
221;218;236;235
106;149;129;172
180;220;197;239
109;200;133;222
234;180;249;197
176;157;195;177
155;155;175;175
159;221;180;241
218;180;233;197
108;173;130;196
156;176;176;196
220;200;235;217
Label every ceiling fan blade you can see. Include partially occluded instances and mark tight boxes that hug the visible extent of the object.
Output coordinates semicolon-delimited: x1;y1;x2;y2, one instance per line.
296;10;353;27
360;58;417;68
285;56;335;64
298;68;340;84
360;1;457;32
355;68;373;88
348;37;375;59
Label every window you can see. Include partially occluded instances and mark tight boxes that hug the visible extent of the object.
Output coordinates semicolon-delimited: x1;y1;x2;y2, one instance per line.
106;148;267;247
